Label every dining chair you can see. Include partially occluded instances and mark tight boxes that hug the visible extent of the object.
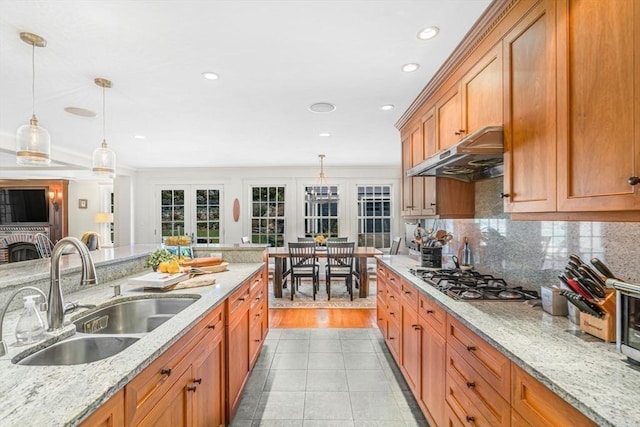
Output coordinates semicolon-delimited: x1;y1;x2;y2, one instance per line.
241;236;251;244
288;242;319;300
297;237;315;243
34;233;54;258
327;237;348;242
325;241;355;301
390;237;402;255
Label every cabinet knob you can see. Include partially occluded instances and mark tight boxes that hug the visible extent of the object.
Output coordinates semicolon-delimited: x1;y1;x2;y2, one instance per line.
160;368;172;377
412;324;421;330
466;381;475;389
187;386;197;392
207;324;216;330
466;345;476;352
389;336;395;340
454;129;466;136
426;309;434;314
465;415;475;423
430;202;436;206
500;192;510;199
629;176;640;185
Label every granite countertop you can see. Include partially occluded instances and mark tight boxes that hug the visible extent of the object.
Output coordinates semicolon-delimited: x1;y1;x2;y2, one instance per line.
0;262;264;426
380;255;639;427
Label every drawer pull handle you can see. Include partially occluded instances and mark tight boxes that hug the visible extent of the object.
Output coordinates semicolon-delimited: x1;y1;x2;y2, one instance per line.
389;312;395;315
160;368;172;377
389;336;395;340
455;129;466;136
412;325;420;330
426;309;434;314
404;290;411;294
466;345;476;352
466;381;475;389
187;386;197;392
207;324;216;330
465;415;475;423
500;192;510;199
239;297;246;302
194;378;202;384
254;339;261;342
255;313;261;318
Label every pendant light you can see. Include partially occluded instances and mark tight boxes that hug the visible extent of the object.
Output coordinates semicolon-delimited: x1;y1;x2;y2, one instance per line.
305;154;339;203
16;32;51;165
92;78;116;178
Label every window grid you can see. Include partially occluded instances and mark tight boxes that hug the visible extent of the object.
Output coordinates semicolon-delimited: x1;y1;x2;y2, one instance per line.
251;186;286;247
160;189;185;238
304;185;339;238
357;185;392;248
195;189;221;244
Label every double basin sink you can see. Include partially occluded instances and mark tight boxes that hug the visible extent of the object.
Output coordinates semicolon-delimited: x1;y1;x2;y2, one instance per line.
15;296;198;366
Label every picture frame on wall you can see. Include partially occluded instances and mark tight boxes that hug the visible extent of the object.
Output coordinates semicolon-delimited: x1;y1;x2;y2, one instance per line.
78;199;88;209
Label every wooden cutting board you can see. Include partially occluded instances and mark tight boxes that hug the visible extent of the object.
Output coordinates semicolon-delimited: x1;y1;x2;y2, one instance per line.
149;274;217;292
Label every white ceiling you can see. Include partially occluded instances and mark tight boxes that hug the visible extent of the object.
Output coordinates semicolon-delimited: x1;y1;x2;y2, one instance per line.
0;0;491;179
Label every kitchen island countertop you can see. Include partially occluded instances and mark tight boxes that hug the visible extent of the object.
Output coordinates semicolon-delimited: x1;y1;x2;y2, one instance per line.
0;260;264;426
380;255;638;427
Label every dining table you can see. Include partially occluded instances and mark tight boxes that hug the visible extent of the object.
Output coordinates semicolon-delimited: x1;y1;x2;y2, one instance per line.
267;246;383;298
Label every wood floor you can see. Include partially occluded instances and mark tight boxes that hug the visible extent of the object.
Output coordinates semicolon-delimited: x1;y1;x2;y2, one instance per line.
268;308;377;328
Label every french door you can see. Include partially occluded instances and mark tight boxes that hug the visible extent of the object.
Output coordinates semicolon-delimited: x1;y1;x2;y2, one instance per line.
157;185;223;244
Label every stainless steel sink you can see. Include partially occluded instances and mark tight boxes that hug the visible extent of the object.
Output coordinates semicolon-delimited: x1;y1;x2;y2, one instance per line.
73;297;198;335
16;335;140;366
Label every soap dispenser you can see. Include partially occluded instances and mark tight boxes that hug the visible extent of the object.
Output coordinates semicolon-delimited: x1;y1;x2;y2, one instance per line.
15;295;46;345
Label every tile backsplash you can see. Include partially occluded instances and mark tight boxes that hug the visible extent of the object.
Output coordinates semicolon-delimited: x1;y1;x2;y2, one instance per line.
423;177;640;290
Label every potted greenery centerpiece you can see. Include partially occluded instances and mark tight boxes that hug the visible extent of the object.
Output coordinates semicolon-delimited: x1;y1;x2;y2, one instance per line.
144;248;175;271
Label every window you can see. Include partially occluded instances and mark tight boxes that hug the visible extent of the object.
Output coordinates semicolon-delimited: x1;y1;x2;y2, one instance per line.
251;186;285;247
195;189;221;244
356;185;391;248
161;189;185;238
304;185;339;238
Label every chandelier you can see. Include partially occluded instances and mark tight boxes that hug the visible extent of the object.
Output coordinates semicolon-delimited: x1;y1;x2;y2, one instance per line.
305;154;339;203
16;32;51;165
92;78;116;178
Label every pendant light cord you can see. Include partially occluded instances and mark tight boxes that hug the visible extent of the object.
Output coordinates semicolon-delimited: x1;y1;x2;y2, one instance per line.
102;84;106;141
31;42;36;117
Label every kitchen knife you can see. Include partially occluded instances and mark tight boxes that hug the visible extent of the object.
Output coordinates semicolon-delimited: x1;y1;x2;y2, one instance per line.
575;276;603;300
566;277;594;300
560;290;605;318
577;264;607;291
590;258;619;281
568;254;585;265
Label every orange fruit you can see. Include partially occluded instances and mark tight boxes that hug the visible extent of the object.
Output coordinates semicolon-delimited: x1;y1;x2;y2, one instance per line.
158;261;170;273
167;259;180;274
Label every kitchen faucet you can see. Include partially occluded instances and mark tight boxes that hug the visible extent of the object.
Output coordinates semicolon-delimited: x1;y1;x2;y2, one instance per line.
0;286;47;357
48;237;98;331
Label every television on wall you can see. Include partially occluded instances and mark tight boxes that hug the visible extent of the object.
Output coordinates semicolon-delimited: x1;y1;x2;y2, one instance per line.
0;189;49;224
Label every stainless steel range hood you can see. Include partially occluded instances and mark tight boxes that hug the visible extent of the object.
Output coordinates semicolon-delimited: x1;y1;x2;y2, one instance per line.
406;125;504;183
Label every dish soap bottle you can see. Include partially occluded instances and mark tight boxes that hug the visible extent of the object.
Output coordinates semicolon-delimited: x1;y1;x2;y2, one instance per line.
15;295;46;345
462;237;473;267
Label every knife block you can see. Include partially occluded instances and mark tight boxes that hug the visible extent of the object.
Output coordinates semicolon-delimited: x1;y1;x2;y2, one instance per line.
579;291;616;342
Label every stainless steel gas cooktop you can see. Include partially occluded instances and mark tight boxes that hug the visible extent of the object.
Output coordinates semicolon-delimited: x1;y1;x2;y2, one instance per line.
409;267;539;301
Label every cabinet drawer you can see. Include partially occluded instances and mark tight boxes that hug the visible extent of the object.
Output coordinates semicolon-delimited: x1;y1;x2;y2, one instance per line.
447;345;510;427
386;269;401;293
250;285;264;314
387;289;401;328
249;273;263;294
446;316;510;399
228;282;251;320
400;279;419;311
377;260;388;280
445;373;494;427
376;276;387;300
418;292;446;337
511;364;596;427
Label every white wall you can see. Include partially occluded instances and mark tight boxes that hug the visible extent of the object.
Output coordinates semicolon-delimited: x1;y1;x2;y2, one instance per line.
133;166;402;246
67;181;103;238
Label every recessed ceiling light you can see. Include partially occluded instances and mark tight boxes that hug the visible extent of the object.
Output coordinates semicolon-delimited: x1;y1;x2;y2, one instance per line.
417;26;440;40
64;107;96;117
202;72;219;80
380;104;395;111
402;63;420;73
134;135;146;140
319;132;331;137
309;102;336;113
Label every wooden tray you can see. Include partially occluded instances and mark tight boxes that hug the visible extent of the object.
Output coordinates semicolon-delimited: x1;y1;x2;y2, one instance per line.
198;262;229;273
129;272;189;288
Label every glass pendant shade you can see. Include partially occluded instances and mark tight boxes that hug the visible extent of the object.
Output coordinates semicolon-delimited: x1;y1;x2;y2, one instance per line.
16;115;51;165
92;140;116;178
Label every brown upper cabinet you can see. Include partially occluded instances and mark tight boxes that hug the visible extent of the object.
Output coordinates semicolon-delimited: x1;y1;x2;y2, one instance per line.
556;0;640;212
399;0;640;218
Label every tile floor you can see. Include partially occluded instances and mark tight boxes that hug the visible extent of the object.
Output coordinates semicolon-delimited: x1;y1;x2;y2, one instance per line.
230;328;429;427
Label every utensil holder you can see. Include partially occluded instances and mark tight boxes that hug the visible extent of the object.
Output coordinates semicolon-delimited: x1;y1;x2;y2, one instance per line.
579;291;616;342
541;285;569;316
421;247;442;269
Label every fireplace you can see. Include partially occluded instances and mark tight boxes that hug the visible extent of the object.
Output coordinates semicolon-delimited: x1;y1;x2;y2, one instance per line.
7;241;39;262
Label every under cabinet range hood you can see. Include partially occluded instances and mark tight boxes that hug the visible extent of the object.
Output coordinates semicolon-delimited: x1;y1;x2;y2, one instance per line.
407;125;504;183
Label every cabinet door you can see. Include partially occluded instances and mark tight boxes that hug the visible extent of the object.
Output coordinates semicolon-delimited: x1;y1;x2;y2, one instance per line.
227;296;250;418
410;125;425;216
557;0;640;211
461;43;503;135
400;301;420;396
401;134;414;216
193;327;225;427
79;390;124;427
419;316;446;427
136;367;193;427
503;0;557;212
421;108;437;215
436;84;463;151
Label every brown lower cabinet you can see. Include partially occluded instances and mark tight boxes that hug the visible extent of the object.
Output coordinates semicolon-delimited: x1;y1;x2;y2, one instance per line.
376;263;598;427
80;269;267;427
